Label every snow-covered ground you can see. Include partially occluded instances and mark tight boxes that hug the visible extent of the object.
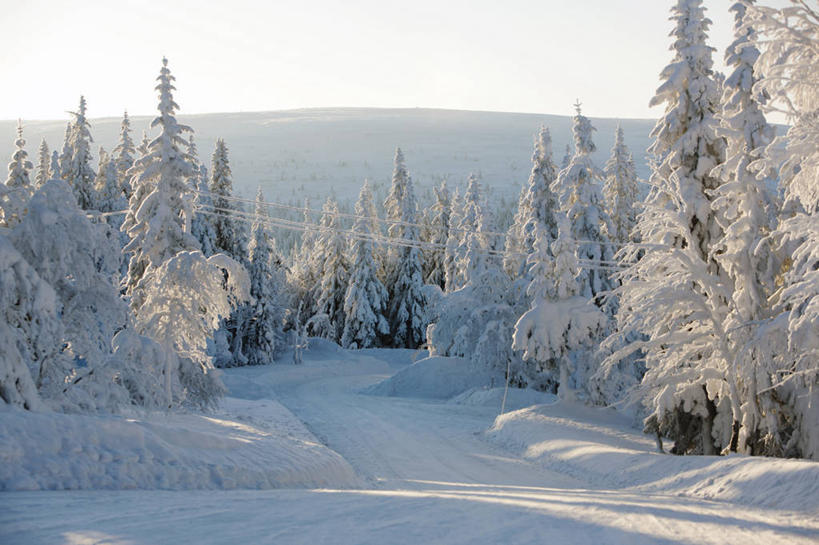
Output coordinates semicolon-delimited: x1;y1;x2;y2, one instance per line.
2;345;817;544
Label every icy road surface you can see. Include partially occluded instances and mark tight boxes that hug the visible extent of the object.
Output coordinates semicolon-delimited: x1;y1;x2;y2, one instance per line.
2;347;817;544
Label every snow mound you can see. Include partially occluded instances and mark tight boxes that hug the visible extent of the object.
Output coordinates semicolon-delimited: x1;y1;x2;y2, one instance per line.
0;397;360;491
449;387;557;412
363;356;502;400
486;403;819;514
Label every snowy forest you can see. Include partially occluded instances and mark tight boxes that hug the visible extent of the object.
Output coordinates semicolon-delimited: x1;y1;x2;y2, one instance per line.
1;0;818;470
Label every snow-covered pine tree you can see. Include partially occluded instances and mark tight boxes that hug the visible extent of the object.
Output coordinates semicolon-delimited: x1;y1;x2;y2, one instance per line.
608;0;730;455
387;169;428;348
35;138;50;189
243;187;286;364
11;180;130;411
603;125;640;244
124;58;246;408
443;187;464;292
552;102;615;305
112;111;136;199
50;150;61;181
187;135;217;256
383;147;410;285
1;120;34;227
744;0;819;460
423;179;451;289
310;198;349;342
705;0;780;455
0;236;59;410
455;173;486;284
290;198;320;317
504;126;560;281
342;181;390;348
62;96;97;210
58;123;71;181
122;57;200;309
209;138;247;262
513;218;607;395
95;147;123;215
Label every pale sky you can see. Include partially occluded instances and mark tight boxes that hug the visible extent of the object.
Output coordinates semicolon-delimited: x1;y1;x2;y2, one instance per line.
0;0;795;121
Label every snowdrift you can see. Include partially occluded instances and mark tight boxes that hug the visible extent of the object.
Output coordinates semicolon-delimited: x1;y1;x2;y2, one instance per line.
0;397;359;491
363;356;503;400
487;402;819;514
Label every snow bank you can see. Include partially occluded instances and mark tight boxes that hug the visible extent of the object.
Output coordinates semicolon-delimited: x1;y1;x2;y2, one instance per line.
363;356;502;400
487;402;819;513
0;397;359;491
449;387;557;412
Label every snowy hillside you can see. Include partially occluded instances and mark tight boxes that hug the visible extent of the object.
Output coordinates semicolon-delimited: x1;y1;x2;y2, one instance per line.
0;108;654;201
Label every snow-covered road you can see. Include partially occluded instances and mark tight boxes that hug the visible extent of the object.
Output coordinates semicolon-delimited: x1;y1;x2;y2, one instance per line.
2;348;817;544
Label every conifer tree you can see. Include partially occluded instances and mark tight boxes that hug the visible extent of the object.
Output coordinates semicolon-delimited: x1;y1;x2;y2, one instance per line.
505;126;560;279
743;0;819;459
423;179;451;289
96;147;125;216
609;0;729;455
1;121;34;227
122;57;199;309
603;126;640;244
311;198;349;341
210;138;247;262
62;96;97;210
112;111;136;199
387;170;428;348
35;138;50;189
443;187;463;292
50;150;61;181
342;181;389;348
552;102;615;304
243;187;285;364
383;147;410;283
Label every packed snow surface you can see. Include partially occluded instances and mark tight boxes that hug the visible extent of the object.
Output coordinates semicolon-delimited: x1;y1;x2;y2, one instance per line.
2;346;817;544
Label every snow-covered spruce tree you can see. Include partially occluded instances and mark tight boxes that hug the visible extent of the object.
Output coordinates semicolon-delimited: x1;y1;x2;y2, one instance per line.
513;219;607;396
122;59;200;303
191;169;217;257
112;111;136;199
35;138;50;189
58;123;71;181
552;102;615;307
136;251;249;409
606;0;730;455
61;96;97;210
443;187;464;292
383;147;411;285
290;198;321;318
95;147;121;214
427;195;518;380
1;120;34;227
209;138;247;262
454;173;486;284
504;126;561;284
423;179;451;289
387;167;428;348
704;0;781;456
11;180;132;412
0;236;60;411
186;135;216;256
124;58;246;408
342;181;390;348
309;198;349;342
243;187;286;364
603;125;640;244
50;150;61;181
743;0;819;459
